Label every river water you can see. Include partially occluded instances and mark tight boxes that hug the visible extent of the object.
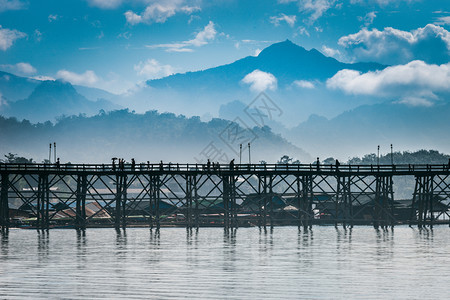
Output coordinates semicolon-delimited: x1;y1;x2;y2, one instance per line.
0;226;449;299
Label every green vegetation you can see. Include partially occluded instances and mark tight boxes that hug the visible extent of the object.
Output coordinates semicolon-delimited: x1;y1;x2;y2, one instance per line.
0;109;307;163
1;153;34;164
347;150;450;165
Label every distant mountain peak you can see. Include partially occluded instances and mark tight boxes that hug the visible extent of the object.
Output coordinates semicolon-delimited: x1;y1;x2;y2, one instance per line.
29;80;79;100
258;39;308;59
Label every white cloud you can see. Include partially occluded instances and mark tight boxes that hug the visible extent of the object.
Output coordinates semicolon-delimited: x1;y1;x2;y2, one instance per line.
435;16;450;25
32;75;56;81
134;59;175;79
270;13;297;27
87;0;122;9
125;0;200;25
397;96;434;107
0;62;37;75
147;21;216;52
338;24;450;64
301;0;335;22
321;45;341;58
0;26;26;51
0;0;26;12
34;29;42;42
278;0;335;23
327;60;450;106
358;11;376;26
298;26;310;36
280;0;335;23
294;80;315;89
350;0;418;4
241;70;278;92
188;20;216;46
56;70;99;86
48;14;59;22
253;49;262;56
55;70;132;94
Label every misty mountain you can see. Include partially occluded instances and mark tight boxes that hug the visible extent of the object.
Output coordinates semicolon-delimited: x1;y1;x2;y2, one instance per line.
120;40;386;125
0;109;310;164
73;85;116;103
0;70;116;103
288;101;450;160
1;41;387;126
0;71;40;103
147;40;384;89
1;80;120;122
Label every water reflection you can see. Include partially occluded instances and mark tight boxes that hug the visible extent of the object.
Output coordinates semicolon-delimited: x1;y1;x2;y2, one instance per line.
0;226;449;299
149;228;160;245
1;228;8;257
186;227;199;246
37;229;49;261
76;229;87;267
222;228;237;274
115;228;127;247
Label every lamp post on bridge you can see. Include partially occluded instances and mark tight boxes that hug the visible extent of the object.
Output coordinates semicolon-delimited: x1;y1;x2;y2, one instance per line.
377;145;380;165
390;144;393;165
239;144;242;164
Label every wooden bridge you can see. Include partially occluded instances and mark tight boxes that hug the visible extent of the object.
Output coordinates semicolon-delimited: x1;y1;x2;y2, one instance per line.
1;163;450;230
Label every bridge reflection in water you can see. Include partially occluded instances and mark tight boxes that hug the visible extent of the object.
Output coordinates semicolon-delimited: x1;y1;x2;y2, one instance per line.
1;163;449;229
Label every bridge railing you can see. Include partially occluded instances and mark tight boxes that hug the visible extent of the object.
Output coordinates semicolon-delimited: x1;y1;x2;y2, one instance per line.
1;162;449;173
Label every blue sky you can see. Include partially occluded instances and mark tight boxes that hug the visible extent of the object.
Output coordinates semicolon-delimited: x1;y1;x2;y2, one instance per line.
0;0;449;93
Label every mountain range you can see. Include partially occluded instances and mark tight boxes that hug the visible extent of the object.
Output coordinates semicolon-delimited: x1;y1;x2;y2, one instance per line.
147;40;383;89
0;40;448;161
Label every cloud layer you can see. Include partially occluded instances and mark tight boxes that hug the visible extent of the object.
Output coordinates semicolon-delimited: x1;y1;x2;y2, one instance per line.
327;60;450;106
125;0;200;25
56;70;99;86
0;62;36;75
134;59;174;79
338;24;450;64
147;21;216;52
242;70;277;92
0;0;26;12
279;0;336;23
87;0;122;9
270;13;297;27
0;26;26;51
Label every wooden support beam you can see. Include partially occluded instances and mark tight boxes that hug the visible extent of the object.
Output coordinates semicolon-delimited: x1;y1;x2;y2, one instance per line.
0;173;9;228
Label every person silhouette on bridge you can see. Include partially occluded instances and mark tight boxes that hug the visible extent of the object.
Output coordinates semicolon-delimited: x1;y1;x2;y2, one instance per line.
316;157;320;171
207;159;211;171
335;159;340;171
159;160;164;171
56;158;60;169
230;159;235;171
448;158;450;170
112;158;117;171
131;158;136;170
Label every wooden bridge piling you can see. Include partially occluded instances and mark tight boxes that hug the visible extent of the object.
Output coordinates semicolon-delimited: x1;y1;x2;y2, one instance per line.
1;173;9;229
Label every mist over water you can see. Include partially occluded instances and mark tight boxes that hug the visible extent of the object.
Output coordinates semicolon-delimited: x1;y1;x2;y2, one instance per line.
0;226;449;299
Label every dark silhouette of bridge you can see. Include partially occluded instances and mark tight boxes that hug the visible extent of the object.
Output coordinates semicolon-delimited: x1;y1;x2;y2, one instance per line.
1;163;449;230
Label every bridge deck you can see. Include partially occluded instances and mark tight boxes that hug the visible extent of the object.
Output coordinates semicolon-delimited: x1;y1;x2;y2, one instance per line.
1;163;450;176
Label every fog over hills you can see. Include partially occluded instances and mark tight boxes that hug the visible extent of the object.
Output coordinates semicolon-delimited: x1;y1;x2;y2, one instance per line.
1;80;120;123
0;40;449;161
0;110;310;164
288;101;450;159
120;40;386;124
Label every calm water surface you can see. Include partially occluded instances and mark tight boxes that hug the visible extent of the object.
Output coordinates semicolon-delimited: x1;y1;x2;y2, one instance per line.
0;226;449;299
